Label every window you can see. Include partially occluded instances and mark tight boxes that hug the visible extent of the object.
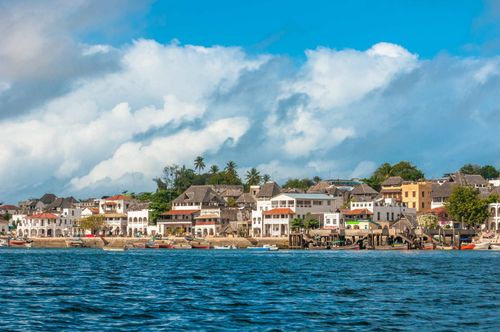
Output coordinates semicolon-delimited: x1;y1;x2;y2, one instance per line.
377;212;380;220
412;191;416;197
422;191;425;197
405;192;408;198
422;202;425;209
412;202;416;208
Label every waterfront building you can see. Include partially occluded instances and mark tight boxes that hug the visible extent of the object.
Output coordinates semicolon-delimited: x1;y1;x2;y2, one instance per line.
98;195;133;236
431;182;457;209
157;209;199;236
0;205;20;216
0;216;8;234
323;212;342;230
251;192;341;237
485;203;500;231
127;203;152;237
350;183;379;201
401;181;433;212
172;185;226;211
350;198;416;223
17;208;81;238
380;176;403;201
193;208;228;237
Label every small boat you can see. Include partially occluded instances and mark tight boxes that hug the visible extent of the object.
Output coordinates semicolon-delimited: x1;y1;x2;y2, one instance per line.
66;238;85;248
422;242;435;250
214;245;237;250
247;246;270;251
145;241;159;249
454;243;475;250
331;244;360;250
191;241;211;249
489;244;500;250
247;244;279;251
103;246;127;252
8;239;32;248
132;242;146;249
375;244;408;250
172;243;192;250
473;242;490;250
158;242;174;249
436;245;453;250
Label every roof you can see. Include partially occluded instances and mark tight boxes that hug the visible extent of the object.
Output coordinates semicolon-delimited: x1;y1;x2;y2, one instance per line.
128;202;151;211
106;195;132;201
0;205;18;210
173;186;226;205
307;181;332;193
381;176;403;186
276;193;333;200
104;201;117;205
450;173;488;186
263;208;294;216
431;182;457;198
351;184;378;195
46;197;77;210
212;185;244;197
28;213;58;219
39;193;57;204
257;182;281;198
161;210;199;216
236;193;257;204
342;209;373;216
431;207;447;214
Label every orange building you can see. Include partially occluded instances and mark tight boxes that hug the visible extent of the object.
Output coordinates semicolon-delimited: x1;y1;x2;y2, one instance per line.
401;181;432;212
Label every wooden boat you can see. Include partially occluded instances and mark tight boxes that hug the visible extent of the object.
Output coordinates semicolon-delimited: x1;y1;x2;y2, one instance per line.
436;245;453;250
422;242;435;250
172;243;192;250
65;238;85;248
247;246;270;251
473;242;490;250
132;242;146;248
376;244;408;250
331;244;360;250
191;242;211;249
158;242;174;249
145;241;159;249
247;244;279;251
454;243;475;250
8;239;32;248
213;245;237;250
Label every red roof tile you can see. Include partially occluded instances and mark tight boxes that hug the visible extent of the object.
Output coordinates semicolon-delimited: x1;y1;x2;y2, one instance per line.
28;213;58;219
263;208;294;216
342;209;373;216
106;195;131;201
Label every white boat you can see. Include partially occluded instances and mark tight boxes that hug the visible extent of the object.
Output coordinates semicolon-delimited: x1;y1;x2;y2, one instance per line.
103;246;127;252
214;245;237;250
0;239;8;247
490;244;500;251
473;242;490;250
263;244;279;251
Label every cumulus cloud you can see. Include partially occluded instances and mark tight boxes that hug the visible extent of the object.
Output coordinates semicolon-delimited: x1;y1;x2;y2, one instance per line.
0;3;499;202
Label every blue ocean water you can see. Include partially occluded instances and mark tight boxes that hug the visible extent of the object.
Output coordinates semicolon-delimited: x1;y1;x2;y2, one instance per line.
0;249;499;331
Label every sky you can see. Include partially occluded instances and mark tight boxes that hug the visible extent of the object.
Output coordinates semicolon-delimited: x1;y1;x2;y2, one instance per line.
0;0;499;203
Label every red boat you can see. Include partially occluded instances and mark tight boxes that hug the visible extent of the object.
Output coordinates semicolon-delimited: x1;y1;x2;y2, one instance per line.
158;243;174;249
423;243;435;250
454;243;475;250
145;241;159;249
8;239;32;248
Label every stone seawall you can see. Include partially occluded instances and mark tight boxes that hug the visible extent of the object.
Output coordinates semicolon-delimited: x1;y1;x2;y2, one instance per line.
29;237;290;249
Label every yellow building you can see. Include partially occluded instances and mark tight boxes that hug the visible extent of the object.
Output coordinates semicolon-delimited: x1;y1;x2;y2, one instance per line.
401;181;432;212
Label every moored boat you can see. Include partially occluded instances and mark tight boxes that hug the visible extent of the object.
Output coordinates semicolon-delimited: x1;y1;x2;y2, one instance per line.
436;245;453;250
191;242;211;249
473;242;490;250
103;246;127;252
489;244;500;250
132;242;146;248
145;241;159;249
247;244;279;251
331;244;360;250
422;242;435;250
172;243;192;250
158;242;174;249
453;243;475;250
214;245;237;250
8;238;32;248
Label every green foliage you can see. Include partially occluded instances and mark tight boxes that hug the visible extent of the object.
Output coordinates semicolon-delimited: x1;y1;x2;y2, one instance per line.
303;213;320;230
227;197;237;207
417;214;438;229
262;174;271;183
445;186;491;228
79;215;105;233
194;156;206;174
313;176;322;184
364;161;425;190
149;190;175;223
291;218;303;231
460;164;500;179
209;165;219;174
245;168;262;186
283;178;314;190
2;212;11;221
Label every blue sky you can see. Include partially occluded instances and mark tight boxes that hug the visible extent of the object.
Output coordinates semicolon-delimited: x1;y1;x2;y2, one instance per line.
0;0;499;203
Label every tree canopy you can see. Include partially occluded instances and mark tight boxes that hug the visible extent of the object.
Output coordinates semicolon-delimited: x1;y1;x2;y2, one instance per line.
78;215;105;234
460;163;499;179
417;214;438;229
445;186;491;228
283;178;314;190
364;161;425;190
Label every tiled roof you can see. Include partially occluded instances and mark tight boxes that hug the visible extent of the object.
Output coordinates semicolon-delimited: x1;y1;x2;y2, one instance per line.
263;208;294;216
342;209;373;216
106;195;132;201
28;213;58;219
0;205;18;210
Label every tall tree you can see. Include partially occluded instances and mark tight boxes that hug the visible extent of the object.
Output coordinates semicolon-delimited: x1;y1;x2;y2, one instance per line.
283;178;314;190
225;161;237;175
78;215;105;235
209;165;219;175
313;176;322;184
194;156;206;174
364;161;425;191
460;163;481;175
246;168;262;186
445;186;490;228
262;174;271;183
480;165;499;179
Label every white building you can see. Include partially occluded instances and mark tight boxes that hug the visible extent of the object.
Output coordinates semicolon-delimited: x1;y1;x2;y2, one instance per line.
0;217;9;234
350;198;415;223
486;203;500;231
323;212;342;230
127;209;151;237
17;209;81;238
98;195;133;236
251;193;342;237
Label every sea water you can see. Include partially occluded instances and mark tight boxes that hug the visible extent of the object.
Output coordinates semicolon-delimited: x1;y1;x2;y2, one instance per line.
0;249;499;331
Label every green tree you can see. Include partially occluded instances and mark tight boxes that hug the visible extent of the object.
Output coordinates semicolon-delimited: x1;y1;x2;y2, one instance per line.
445;186;491;228
225;161;237;175
245;168;262;186
262;174;271;183
79;215;105;234
460;163;482;175
283;178;314;191
364;161;425;190
209;165;219;175
149;190;175;223
291;218;304;231
417;214;439;229
313;176;322;184
480;165;500;179
227;197;237;207
194;156;206;174
303;213;320;230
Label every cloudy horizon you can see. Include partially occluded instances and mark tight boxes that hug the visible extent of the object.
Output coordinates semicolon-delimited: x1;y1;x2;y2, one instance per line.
1;0;499;203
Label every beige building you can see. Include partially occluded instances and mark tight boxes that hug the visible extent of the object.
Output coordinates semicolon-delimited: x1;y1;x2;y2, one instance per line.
401;182;432;212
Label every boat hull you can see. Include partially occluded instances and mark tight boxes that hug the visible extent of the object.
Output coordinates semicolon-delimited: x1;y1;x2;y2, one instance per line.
473;242;490;250
490;244;500;250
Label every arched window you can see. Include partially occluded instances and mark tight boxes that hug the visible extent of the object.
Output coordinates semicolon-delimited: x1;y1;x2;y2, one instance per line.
138;217;143;222
133;217;138;222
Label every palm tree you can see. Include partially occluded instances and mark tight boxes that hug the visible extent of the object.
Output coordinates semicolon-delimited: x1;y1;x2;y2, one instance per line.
246;168;261;186
225;161;237;174
262;174;271;183
313;176;322;184
291;218;303;232
209;165;219;175
194;156;206;174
